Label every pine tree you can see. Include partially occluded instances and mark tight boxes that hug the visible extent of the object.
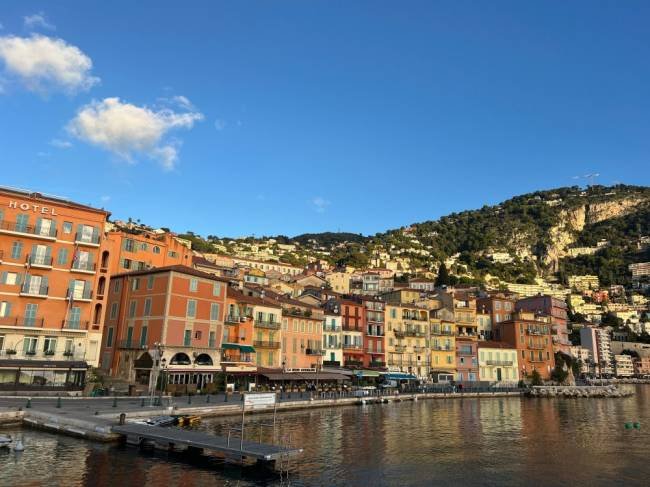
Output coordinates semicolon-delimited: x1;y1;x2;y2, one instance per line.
435;263;451;287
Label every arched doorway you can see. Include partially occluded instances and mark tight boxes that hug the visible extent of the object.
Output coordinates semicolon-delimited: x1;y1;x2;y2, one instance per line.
93;303;102;325
195;353;213;366
134;352;154;385
101;251;110;270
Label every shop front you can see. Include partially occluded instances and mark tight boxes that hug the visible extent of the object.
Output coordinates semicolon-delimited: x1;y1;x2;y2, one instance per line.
0;359;88;393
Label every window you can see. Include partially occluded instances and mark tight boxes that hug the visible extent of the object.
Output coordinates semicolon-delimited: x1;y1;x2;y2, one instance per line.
23;337;37;354
140;325;148;347
209;331;216;348
184;330;191;346
43;337;57;353
57;248;69;265
495;301;501;310
212;282;221;296
0;301;11;317
190;278;198;292
153;246;160;254
140;242;148;251
122;259;132;270
126;327;133;346
1;272;19;285
64;339;73;354
24;303;38;326
106;327;114;347
69;307;81;328
210;303;220;321
123;238;135;252
131;278;139;291
147;275;154;290
194;330;202;340
168;251;178;258
187;299;196;318
390;308;397;319
267;352;274;366
11;241;23;260
15;214;29;232
113;280;121;293
128;300;137;318
62;222;73;234
110;302;118;319
143;298;152;316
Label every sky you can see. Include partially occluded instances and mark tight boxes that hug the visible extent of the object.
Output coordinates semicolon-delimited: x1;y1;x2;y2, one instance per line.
0;1;649;238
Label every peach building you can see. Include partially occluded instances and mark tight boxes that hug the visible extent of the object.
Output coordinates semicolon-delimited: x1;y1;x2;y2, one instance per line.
0;187;110;392
105;228;192;274
101;265;228;390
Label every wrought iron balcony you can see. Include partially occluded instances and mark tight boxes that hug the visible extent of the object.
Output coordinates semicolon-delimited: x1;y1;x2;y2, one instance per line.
485;360;513;366
254;319;281;330
75;232;101;246
27;254;53;268
0;220;57;239
71;261;96;272
20;284;48;297
0;315;45;327
254;340;281;349
61;320;90;330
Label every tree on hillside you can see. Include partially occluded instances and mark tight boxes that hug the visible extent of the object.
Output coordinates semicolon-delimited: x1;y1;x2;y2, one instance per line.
435;263;452;287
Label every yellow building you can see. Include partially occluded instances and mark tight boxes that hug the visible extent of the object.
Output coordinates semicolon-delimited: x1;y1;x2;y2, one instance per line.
325;271;352;294
386;303;430;379
478;342;520;384
429;313;456;382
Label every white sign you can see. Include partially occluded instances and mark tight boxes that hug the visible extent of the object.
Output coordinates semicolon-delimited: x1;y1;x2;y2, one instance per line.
8;200;58;215
244;392;276;409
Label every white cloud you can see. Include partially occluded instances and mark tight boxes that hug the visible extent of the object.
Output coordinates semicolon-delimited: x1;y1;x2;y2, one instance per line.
311;196;331;213
100;195;111;203
24;12;55;31
214;119;226;131
50;138;72;149
0;34;99;93
67;97;203;170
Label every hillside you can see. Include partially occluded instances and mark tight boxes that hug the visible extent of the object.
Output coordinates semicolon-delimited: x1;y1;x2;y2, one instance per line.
178;184;650;286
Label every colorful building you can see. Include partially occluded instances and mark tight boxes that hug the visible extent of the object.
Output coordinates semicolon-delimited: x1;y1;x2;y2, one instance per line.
386;303;430;379
362;296;385;368
322;311;343;367
478;341;520;384
101;265;228;390
494;312;555;380
222;289;259;373
0;187;110;392
455;337;478;382
429;306;456;382
516;295;570;354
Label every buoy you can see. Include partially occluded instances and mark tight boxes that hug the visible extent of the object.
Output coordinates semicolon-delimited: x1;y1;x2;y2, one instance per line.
625;422;633;429
14;439;24;452
634;422;641;429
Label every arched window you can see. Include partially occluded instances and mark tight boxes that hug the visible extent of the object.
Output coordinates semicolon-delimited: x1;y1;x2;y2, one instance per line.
195;353;213;366
153;246;161;254
169;352;191;365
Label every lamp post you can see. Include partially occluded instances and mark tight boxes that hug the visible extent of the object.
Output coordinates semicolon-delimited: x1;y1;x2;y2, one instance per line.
149;342;164;406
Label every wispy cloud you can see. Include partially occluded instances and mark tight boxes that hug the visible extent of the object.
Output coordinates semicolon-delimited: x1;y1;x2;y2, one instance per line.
311;196;331;213
0;34;99;93
100;195;111;203
24;12;56;31
67;96;203;171
50;138;72;149
214;119;226;131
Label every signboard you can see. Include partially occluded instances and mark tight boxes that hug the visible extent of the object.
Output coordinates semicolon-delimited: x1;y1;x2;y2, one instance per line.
244;392;276;410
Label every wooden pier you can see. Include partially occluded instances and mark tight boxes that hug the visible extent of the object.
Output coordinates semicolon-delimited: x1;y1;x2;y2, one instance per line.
112;423;303;463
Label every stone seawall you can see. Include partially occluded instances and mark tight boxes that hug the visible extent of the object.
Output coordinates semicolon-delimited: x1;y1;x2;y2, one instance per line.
527;385;632;398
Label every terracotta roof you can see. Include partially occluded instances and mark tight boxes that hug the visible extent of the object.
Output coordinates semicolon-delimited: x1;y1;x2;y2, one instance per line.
111;264;230;282
227;288;282;308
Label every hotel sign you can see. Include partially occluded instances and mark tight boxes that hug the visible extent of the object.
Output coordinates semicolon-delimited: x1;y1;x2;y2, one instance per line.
8;200;58;215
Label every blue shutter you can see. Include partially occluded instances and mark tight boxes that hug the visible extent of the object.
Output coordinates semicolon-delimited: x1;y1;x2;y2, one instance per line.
15;273;23;286
41;276;49;292
4;302;11;317
0;272;6;284
35;217;42;234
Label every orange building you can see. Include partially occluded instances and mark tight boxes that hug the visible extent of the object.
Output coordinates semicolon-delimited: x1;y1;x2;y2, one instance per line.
101;265;228;391
222;289;265;372
105;228;192;275
0;187;110;392
494;311;556;380
279;298;324;370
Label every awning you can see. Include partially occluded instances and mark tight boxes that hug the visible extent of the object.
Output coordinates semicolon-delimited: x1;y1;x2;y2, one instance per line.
383;373;417;381
0;359;89;370
222;343;239;350
261;372;350;382
239;345;255;353
355;370;381;378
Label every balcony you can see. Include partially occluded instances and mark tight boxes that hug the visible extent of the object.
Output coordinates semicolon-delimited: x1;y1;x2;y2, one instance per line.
20;284;48;298
432;345;453;351
431;328;454;336
117;340;146;350
61;320;90;330
366;348;384;354
254;340;281;349
254;320;281;330
342;325;362;332
457;349;475;356
324;342;342;349
485;360;513;366
323;325;342;332
342;343;363;352
344;360;363;367
0;220;57;240
0;315;45;328
526;328;545;336
225;314;249;325
366;329;385;337
71;261;96;274
75;232;101;247
394;345;407;353
323;360;340;367
528;344;546;350
305;348;325;356
221;353;254;363
67;288;93;302
369;361;386;368
27;254;53;269
413;346;428;353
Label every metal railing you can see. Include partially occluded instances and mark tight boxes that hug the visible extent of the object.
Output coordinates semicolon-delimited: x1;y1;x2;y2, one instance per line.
485;360;513;366
20;284;48;296
66;288;93;300
254;320;281;330
61;320;90;330
254;340;281;349
0;315;45;327
0;220;57;238
27;254;53;266
75;232;100;245
72;261;96;272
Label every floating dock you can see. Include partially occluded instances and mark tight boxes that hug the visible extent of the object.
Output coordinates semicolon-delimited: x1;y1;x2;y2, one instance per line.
112;423;303;463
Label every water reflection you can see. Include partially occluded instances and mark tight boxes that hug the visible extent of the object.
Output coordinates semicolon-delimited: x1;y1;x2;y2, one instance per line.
1;386;649;486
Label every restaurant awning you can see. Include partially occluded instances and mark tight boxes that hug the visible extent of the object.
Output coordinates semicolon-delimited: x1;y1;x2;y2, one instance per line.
239;345;255;353
221;343;256;353
355;370;381;378
383;373;418;381
260;372;350;382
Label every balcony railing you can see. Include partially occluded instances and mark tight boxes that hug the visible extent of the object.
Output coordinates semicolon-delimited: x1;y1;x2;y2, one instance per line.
369;361;386;367
254;340;281;349
225;314;249;324
342;343;363;351
254;320;281;330
431;329;454;336
117;340;146;350
66;288;93;301
324;342;342;349
394;345;407;353
485;360;513;366
342;325;362;332
20;284;48;297
323;360;340;367
528;344;546;350
305;348;325;355
0;220;57;239
432;345;453;351
0;315;45;327
27;254;53;267
61;320;90;330
344;360;363;367
323;325;342;332
75;232;100;246
71;261;96;272
457;349;475;356
221;354;254;363
366;349;384;354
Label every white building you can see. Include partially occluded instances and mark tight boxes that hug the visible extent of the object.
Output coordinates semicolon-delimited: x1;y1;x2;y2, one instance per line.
580;327;613;375
613;354;634;378
322;313;343;367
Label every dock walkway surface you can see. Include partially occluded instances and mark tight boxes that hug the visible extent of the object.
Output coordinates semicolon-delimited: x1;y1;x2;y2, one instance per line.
112;423;302;461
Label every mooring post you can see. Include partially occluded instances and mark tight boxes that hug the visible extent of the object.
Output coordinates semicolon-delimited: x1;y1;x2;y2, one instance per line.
112;397;117;408
140;397;145;407
56;396;62;408
188;394;192;405
206;394;211;403
26;398;31;409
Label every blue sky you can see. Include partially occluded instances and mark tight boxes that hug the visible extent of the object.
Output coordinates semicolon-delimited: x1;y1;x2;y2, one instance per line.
0;1;648;238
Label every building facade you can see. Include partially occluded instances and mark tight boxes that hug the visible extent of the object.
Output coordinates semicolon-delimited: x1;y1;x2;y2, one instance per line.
362;297;385;368
0;188;110;392
478;342;520;384
516;295;570;354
